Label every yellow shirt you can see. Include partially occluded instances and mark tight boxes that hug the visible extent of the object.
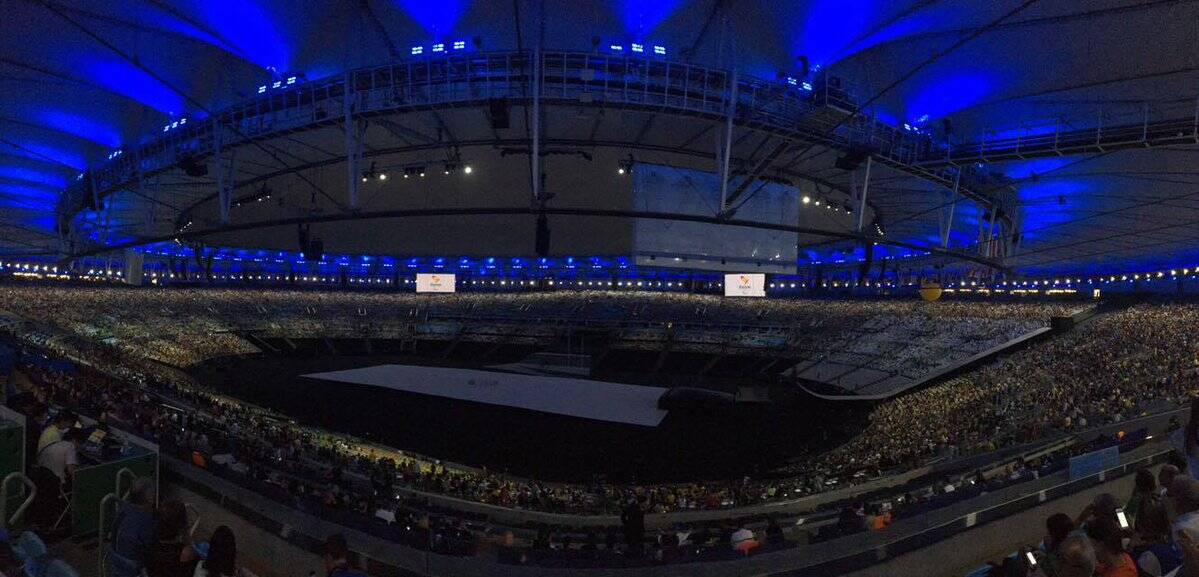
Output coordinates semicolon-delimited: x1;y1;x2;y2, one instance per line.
36;426;62;453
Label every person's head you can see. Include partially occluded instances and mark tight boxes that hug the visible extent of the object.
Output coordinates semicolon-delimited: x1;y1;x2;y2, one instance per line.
128;477;156;510
1171;476;1199;516
53;410;75;429
1137;468;1158;493
1045;512;1075;550
323;533;350;570
1138;497;1171;543
64;427;87;445
1161;464;1181;491
1086;516;1125;564
1090;493;1120;522
1056;533;1098;577
206;526;237;577
1174;508;1199;567
154;501;188;542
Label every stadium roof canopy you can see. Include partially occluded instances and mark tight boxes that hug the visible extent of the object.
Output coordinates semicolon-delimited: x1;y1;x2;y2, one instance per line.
1;0;1197;277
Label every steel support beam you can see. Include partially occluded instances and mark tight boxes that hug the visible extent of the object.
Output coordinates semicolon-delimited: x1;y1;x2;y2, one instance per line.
856;156;872;232
717;70;738;213
941;171;960;249
344;78;365;211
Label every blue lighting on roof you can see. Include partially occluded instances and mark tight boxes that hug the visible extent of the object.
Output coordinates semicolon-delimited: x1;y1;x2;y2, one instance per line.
0;166;67;189
411;45;424;55
85;57;185;115
1000;158;1075;180
32;110;122;148
614;0;685;34
905;70;996;122
395;0;468;37
187;0;291;71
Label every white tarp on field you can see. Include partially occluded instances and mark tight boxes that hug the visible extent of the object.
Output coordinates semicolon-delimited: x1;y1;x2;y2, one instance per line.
304;364;668;426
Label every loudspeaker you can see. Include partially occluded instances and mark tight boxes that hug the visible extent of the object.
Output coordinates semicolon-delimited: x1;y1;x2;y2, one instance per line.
488;99;510;129
835;147;872;171
535;214;551;257
178;156;208;177
304;240;323;262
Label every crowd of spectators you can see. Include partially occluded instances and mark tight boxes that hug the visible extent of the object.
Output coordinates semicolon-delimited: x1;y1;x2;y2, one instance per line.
5;285;1199;569
0;285;1076;373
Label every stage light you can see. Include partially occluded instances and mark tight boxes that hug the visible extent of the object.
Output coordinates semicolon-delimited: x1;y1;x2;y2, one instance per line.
463;165;473;174
453;41;466;50
631;43;644;53
802;196;811;204
609;44;623;52
272;81;282;88
653;45;666;55
801;82;813;91
617;167;625;175
378;173;387;181
258;86;267;93
786;77;798;86
419;169;426;177
411;46;424;55
432;43;445;53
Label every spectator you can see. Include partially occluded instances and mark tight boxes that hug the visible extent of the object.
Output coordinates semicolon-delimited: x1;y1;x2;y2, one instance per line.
1129;468;1159;524
323;534;368;577
1133;496;1181;577
37;426;84;486
1170;477;1199;526
147;501;197;577
108;477;158;577
1170;511;1199;577
1087;516;1136;577
1056;533;1098;577
36;410;74;452
1041;512;1076;575
194;526;250;577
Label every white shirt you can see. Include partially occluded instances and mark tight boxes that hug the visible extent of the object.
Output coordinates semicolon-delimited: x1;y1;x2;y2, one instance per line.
37;440;76;483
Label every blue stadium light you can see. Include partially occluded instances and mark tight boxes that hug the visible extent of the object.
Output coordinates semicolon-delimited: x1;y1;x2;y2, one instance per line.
179;118;186;125
453;41;466;50
609;44;623;52
786;77;798;86
257;86;266;93
801;82;813;91
272;81;282;88
286;76;297;85
653;45;666;55
432;43;445;53
411;45;424;55
631;43;644;53
162;125;169;132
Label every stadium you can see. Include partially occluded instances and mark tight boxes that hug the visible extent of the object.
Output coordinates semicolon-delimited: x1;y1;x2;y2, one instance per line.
0;1;1197;576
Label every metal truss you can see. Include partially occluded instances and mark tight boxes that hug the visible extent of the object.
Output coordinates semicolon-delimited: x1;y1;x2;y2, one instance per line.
58;49;1015;253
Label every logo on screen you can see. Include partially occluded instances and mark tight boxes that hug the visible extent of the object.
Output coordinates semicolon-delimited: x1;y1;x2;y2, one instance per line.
431;275;441;284
739;275;751;288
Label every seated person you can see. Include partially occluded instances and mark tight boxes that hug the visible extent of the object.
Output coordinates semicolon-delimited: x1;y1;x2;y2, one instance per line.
36;410;75;452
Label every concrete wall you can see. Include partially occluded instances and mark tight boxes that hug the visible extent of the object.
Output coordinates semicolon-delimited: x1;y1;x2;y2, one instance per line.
162;482;326;577
845;466;1144;577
